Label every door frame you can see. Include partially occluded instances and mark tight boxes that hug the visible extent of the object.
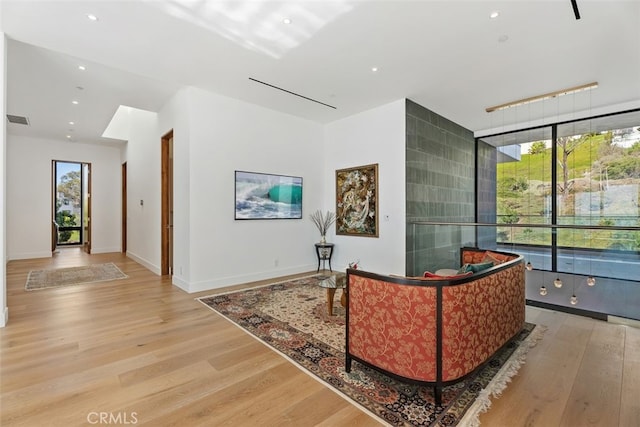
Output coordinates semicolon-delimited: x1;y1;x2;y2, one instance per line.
51;160;91;251
122;162;127;254
161;130;173;276
82;162;92;254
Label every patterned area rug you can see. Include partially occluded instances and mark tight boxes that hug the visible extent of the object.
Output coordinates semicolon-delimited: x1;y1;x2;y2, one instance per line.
25;262;128;291
197;275;543;426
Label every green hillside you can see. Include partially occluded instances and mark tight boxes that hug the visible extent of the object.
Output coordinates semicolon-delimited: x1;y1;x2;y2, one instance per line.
497;134;603;182
496;133;640;251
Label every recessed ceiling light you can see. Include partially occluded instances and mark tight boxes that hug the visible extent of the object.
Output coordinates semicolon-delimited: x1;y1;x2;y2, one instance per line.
78;65;86;71
66;135;71;139
87;14;98;21
72;100;79;105
69;121;75;125
283;18;292;24
371;67;379;72
490;11;500;19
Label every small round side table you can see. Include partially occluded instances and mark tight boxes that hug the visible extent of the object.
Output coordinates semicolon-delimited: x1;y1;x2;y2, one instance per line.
314;243;334;272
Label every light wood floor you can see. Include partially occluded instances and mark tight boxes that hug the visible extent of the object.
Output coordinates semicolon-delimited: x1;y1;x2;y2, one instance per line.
1;250;638;427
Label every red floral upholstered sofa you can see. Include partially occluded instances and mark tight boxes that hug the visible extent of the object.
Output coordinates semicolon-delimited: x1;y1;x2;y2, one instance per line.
345;247;525;405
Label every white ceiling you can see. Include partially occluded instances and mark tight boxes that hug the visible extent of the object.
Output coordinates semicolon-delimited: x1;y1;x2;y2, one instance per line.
3;0;640;146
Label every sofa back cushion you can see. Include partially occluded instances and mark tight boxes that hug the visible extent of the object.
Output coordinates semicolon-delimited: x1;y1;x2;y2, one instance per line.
462;249;516;265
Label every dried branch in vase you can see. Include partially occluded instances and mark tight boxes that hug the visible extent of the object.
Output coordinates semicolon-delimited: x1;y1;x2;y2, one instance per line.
310;210;336;236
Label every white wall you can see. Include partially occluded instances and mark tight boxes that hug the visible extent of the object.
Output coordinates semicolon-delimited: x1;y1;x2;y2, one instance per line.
162;87;325;292
6;136;123;259
119;108;161;273
1;30;7;327
157;89;190;285
324;99;406;275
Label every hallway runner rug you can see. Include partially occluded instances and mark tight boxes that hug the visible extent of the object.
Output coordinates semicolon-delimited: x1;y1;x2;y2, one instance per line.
197;275;544;427
25;262;128;291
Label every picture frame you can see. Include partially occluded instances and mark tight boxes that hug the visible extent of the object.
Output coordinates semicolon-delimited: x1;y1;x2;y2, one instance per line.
335;163;379;237
234;170;303;220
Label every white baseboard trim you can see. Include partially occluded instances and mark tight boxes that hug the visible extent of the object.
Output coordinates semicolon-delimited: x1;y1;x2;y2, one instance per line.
126;252;161;276
171;275;189;292
1;307;8;328
182;264;317;294
608;315;640;329
90;247;122;254
8;251;52;261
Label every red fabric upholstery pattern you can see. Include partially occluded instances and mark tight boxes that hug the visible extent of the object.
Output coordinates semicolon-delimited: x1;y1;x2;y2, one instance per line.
348;275;438;381
346;249;525;385
440;263;525;381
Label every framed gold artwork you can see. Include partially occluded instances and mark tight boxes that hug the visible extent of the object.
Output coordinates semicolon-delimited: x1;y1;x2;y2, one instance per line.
335;163;378;237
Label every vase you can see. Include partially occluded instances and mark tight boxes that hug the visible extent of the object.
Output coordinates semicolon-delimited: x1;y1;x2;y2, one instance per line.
320;235;327;244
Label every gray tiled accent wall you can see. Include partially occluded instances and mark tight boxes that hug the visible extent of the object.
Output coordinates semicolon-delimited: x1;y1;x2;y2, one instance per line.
405;99;476;275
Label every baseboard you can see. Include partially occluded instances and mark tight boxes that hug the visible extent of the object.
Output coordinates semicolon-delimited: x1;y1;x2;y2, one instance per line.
8;251;52;261
90;247;121;254
525;299;608;321
0;307;8;328
125;251;161;276
608;315;640;329
171;275;189;293
183;264;317;294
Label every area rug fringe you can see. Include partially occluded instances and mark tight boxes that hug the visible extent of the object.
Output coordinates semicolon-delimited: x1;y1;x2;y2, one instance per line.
458;324;547;426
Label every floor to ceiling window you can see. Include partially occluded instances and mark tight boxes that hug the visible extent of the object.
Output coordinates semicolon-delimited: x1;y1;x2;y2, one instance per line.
554;114;640;280
488;110;640;283
494;126;554;270
475;109;639;320
53;161;83;246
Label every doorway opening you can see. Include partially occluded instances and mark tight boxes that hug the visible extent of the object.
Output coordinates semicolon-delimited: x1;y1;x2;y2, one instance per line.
52;160;91;253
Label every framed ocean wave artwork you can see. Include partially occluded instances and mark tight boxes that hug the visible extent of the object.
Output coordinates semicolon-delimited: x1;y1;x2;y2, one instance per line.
335;163;378;237
234;171;303;220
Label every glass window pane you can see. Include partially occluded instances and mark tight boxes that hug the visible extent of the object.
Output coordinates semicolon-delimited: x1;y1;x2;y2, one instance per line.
55;161;82;245
494;127;553;234
557;113;640;252
556;111;639;280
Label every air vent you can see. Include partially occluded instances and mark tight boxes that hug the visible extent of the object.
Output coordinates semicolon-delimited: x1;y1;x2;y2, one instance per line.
6;115;30;125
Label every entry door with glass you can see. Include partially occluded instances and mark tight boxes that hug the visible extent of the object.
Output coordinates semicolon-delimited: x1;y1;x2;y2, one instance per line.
53;160;91;251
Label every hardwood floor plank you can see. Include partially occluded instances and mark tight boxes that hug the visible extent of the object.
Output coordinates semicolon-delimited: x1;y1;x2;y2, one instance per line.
478;310;593;426
559;321;625;426
620;325;640;427
272;386;365;426
1;351;160;414
1;378;122;427
315;405;381;427
136;361;309;426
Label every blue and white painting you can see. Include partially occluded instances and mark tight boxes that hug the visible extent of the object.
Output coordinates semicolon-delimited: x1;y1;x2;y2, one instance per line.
235;171;303;219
